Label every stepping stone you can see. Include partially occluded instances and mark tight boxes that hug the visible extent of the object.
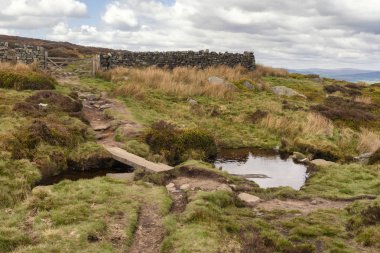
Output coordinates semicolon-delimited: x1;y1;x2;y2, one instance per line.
238;193;261;206
91;122;111;131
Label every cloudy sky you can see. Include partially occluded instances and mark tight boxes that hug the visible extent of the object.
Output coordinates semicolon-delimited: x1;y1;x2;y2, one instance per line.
1;0;380;69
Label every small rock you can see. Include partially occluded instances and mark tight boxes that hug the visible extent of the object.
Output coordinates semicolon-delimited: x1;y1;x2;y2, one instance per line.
187;98;198;106
242;80;255;90
166;183;175;189
100;104;112;110
310;159;337;167
238;193;261;206
272;86;307;99
86;94;99;101
216;184;233;192
208;76;237;90
311;200;318;205
354;152;373;164
292;152;308;163
38;103;48;110
229;184;237;190
180;184;190;190
91;122;111;131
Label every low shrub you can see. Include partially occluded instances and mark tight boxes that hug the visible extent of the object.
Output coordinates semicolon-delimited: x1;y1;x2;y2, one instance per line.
0;69;57;90
311;96;378;122
33;144;68;177
145;121;217;165
13;91;82;116
361;203;380;225
8;117;88;160
324;84;361;96
124;140;150;158
250;110;268;123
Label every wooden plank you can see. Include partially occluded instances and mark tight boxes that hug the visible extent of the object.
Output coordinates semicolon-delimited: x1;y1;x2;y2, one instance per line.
104;146;173;173
47;57;94;61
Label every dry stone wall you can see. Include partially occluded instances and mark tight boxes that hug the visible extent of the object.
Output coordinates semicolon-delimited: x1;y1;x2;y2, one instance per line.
101;50;255;70
0;42;46;64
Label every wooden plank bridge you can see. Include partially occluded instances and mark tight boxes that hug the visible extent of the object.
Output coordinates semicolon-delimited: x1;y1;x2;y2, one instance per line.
104;146;174;173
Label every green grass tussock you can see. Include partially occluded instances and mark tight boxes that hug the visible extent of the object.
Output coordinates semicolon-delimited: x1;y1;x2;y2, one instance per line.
303;164;380;199
68;142;114;171
145;121;217;165
0;154;41;208
0;69;57;90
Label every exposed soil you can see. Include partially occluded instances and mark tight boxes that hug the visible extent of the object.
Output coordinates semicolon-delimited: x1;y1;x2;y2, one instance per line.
256;198;350;214
129;204;165;253
172;176;232;192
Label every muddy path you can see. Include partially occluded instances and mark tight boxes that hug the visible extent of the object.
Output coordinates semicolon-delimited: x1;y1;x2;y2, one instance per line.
129;204;165;253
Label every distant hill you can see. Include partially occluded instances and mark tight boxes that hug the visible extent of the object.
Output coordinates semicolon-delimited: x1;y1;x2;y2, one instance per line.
0;34;114;58
290;68;380;83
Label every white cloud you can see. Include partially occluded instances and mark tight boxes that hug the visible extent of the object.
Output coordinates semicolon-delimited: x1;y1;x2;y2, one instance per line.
0;0;87;29
102;1;139;29
42;0;380;69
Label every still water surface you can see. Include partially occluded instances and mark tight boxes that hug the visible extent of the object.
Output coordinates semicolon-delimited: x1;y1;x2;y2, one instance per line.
214;149;308;190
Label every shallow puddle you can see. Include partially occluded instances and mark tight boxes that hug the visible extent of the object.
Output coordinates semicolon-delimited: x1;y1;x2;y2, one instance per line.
214;149;308;190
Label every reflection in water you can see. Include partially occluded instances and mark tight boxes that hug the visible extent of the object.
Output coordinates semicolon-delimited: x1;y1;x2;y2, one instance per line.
38;161;133;186
214;149;308;190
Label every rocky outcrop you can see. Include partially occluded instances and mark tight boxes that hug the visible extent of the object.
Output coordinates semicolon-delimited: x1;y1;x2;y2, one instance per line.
208;76;237;90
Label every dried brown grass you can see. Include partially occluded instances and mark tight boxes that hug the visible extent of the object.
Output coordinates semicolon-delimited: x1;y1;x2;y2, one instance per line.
104;65;287;99
113;83;145;100
253;64;288;78
0;62;31;71
357;128;380;154
354;96;373;105
259;114;301;136
259;112;334;137
303;113;334;137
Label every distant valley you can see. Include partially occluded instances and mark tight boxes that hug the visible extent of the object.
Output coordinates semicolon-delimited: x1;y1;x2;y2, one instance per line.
290;68;380;83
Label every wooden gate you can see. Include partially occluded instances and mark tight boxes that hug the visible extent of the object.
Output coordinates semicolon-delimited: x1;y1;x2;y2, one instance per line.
45;55;100;76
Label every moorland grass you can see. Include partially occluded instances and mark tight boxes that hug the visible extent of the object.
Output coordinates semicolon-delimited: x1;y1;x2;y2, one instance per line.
303;164;380;199
90;66;380;161
0;177;171;252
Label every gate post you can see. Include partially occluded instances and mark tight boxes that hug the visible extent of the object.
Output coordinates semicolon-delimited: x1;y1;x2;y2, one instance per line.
93;55;101;76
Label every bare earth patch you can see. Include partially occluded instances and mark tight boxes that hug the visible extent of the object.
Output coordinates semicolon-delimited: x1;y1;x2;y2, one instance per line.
172;176;232;192
129;204;165;253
